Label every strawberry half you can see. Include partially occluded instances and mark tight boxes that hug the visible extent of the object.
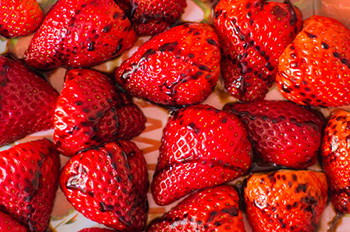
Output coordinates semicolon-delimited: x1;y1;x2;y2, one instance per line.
276;15;350;107
24;0;137;70
322;109;350;213
214;0;302;102
60;140;149;231
0;55;59;146
115;23;221;106
0;211;27;232
147;185;246;232
130;0;187;36
151;104;252;205
224;100;324;169
54;68;146;157
244;170;328;232
0;139;60;232
0;0;44;38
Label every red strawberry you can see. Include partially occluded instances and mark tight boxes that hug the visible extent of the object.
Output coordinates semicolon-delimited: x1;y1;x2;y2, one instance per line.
321;109;350;213
54;68;146;157
151;104;252;205
223;100;324;169
24;0;137;70
214;0;302;102
147;185;246;232
276;15;350;107
0;55;59;146
78;228;116;232
130;0;187;36
115;23;221;106
244;170;328;232
60;140;149;231
0;0;44;38
0;211;27;232
0;139;60;232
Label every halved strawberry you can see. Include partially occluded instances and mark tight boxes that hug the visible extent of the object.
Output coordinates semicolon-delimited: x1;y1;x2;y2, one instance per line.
224;100;324;169
115;23;221;106
244;170;328;232
147;185;246;231
0;139;60;232
24;0;137;70
214;0;302;102
0;0;44;38
60;140;149;231
53;68;146;156
151;104;252;205
322;109;350;213
276;15;350;107
0;55;59;146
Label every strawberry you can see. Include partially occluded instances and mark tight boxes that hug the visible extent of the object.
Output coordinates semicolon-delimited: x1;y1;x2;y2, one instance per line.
60;140;149;231
0;211;27;232
0;55;59;146
151;104;252;205
0;139;60;232
147;185;246;232
129;0;187;36
54;68;146;157
214;0;302;102
78;228;116;232
115;23;221;106
223;100;324;169
24;0;137;70
276;15;350;107
244;170;328;232
0;0;44;38
321;109;350;213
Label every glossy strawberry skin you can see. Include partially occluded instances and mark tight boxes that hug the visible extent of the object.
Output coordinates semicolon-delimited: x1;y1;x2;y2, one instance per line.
277;15;350;107
151;104;252;205
53;68;146;157
244;170;328;232
148;185;246;232
24;0;137;70
130;0;187;36
224;100;324;169
0;211;27;232
214;0;302;102
0;0;44;38
322;110;350;213
115;23;221;106
60;140;149;231
0;139;60;232
0;55;59;146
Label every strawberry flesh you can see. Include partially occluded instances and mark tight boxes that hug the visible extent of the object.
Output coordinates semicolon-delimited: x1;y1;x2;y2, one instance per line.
60;140;149;231
151;104;252;205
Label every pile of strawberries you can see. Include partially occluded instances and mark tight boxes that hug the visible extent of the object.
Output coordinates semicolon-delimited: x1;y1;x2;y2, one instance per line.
0;0;350;231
